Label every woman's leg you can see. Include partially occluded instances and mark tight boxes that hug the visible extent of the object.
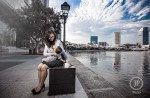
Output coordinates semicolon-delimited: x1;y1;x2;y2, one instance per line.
33;63;43;90
40;64;48;86
37;63;43;83
35;64;48;92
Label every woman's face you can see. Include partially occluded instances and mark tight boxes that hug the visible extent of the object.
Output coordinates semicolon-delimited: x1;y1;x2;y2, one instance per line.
48;33;55;41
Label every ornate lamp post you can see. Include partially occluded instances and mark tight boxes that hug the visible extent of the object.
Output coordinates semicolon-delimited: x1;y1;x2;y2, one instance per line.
61;2;70;49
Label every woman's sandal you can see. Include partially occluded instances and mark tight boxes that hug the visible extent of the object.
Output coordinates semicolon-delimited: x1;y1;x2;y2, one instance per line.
32;84;45;95
68;65;74;68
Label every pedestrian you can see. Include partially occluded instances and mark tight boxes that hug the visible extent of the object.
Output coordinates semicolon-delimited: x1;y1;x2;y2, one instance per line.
31;31;71;95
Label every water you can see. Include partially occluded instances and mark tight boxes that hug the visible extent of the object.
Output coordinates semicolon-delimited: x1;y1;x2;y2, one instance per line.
71;51;150;98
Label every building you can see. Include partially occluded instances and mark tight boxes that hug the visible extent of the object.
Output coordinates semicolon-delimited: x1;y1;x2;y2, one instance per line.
99;42;109;47
24;0;32;4
114;32;121;47
41;0;49;7
138;27;149;45
91;36;98;44
0;0;28;47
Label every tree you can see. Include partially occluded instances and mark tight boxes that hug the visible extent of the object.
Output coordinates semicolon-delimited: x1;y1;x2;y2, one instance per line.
0;0;61;54
18;0;61;52
125;43;130;48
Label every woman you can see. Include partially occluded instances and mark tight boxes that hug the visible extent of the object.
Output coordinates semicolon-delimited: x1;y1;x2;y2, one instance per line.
32;31;69;95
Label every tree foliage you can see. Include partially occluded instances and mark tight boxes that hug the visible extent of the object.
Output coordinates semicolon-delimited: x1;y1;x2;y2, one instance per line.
0;0;61;49
18;0;61;44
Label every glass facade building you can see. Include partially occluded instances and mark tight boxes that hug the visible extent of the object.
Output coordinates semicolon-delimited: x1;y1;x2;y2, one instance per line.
143;27;149;45
91;36;98;44
0;0;27;47
99;42;108;46
138;27;149;45
41;0;49;7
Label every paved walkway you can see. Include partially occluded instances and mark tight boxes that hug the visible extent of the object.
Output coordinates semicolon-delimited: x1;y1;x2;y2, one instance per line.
0;51;128;98
0;56;88;98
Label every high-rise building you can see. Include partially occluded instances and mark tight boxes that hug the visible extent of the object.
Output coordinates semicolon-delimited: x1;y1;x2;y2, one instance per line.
114;32;121;47
41;0;49;7
138;27;149;45
99;42;109;47
91;36;98;44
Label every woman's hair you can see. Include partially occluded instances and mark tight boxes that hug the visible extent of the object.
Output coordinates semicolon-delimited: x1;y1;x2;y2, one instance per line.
45;31;57;48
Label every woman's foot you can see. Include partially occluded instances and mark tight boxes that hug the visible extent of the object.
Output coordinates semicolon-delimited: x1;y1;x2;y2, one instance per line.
32;84;45;95
31;84;39;92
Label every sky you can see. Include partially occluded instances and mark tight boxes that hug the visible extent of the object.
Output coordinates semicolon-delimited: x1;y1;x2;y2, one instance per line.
49;0;150;45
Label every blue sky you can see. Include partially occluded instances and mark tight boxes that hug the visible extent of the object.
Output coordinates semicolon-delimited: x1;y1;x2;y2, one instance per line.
49;0;150;45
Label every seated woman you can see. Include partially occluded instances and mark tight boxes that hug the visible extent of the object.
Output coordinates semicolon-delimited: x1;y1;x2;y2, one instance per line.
32;31;70;95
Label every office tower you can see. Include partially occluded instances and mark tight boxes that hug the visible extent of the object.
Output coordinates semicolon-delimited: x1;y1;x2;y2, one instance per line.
41;0;49;7
138;27;149;45
91;36;98;44
114;32;121;47
99;42;108;46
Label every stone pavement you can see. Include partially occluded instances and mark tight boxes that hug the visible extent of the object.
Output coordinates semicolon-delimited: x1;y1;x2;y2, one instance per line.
0;52;128;98
0;56;88;98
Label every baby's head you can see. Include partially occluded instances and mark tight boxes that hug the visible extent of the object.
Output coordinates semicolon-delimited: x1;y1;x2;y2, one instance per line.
55;46;62;54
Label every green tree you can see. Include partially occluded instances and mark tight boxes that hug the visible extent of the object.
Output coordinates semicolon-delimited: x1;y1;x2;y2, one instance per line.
0;0;61;54
18;0;61;52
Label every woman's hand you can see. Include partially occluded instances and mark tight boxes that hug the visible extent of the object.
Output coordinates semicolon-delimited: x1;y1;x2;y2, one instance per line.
67;61;74;68
60;59;66;63
67;61;72;66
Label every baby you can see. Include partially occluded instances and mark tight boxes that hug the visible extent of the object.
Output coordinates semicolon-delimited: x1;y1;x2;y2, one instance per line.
42;46;64;63
42;46;74;68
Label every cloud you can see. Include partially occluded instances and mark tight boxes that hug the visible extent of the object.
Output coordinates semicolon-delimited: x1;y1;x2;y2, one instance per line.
136;6;150;20
128;0;145;14
49;0;150;45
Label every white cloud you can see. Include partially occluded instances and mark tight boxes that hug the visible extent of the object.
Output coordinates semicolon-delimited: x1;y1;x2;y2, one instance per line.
128;0;145;14
123;0;134;10
136;6;150;20
49;0;150;45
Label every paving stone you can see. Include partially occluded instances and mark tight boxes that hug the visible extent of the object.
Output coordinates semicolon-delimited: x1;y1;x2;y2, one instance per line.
0;55;88;98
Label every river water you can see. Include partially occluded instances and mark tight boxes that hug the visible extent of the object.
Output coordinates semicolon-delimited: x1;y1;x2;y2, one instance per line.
71;51;150;98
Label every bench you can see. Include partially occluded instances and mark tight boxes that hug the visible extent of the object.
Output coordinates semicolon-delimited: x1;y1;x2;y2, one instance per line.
48;64;76;95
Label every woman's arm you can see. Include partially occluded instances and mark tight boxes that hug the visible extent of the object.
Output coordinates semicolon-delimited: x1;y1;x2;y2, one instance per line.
58;40;69;61
58;40;65;52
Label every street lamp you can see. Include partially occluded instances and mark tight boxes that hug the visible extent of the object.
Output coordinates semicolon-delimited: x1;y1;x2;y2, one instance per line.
61;2;70;50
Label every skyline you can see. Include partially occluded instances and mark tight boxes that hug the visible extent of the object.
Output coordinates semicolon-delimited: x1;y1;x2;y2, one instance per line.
49;0;150;45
